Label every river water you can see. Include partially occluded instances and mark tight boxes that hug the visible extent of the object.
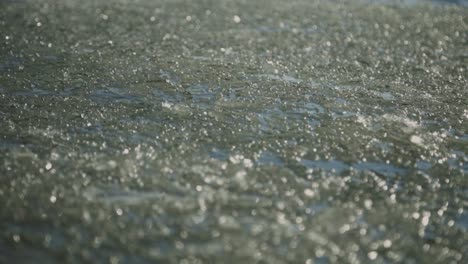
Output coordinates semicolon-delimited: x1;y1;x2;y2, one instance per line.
0;0;467;263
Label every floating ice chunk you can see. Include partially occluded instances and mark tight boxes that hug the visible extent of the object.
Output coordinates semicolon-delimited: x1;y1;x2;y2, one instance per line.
307;231;328;245
243;158;253;168
253;74;302;84
356;114;370;127
220;47;233;54
410;135;424;146
382;114;419;132
281;75;302;83
162;101;173;108
229;154;244;164
304;188;315;197
374;91;395;101
218;215;240;230
159;69;179;86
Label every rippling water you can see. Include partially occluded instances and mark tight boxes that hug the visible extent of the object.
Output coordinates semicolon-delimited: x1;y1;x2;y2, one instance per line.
1;0;467;263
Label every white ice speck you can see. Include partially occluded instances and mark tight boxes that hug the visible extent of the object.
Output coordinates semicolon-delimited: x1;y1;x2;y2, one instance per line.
13;235;21;242
364;199;373;209
339;224;351;233
233;15;241;23
368;251;378;260
116;208;123;216
107;160;117;169
421;212;430;226
383;239;392;248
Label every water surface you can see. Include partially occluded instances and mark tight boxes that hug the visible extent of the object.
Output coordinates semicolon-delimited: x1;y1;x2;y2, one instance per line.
0;0;467;263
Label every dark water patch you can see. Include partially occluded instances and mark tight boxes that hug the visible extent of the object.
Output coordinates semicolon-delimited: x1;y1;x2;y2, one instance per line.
305;202;329;216
426;0;468;6
83;185;169;206
353;162;407;177
367;0;468;6
208;147;230;161
256;107;287;134
455;211;468;231
186;84;218;110
248;74;303;84
89;87;143;104
460;134;468;141
3;86;82;97
152;89;185;104
0;138;38;151
15;88;53;97
223;86;245;101
416;160;433;171
0;56;25;72
447;151;468;172
301;159;349;174
254;25;321;36
257;151;284;166
75;122;104;135
159;69;180;87
291;102;326;116
288;101;326;127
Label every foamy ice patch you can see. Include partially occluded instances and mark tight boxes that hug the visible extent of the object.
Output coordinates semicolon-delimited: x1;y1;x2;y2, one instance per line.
382;114;420;132
410;135;424;146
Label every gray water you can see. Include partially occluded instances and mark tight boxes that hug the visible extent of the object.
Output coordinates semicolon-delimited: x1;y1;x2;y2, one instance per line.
0;0;467;263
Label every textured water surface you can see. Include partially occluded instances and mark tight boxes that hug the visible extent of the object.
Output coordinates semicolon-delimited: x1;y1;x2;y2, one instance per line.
0;0;467;263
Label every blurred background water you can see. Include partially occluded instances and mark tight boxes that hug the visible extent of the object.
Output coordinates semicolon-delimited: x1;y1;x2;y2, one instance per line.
0;0;467;263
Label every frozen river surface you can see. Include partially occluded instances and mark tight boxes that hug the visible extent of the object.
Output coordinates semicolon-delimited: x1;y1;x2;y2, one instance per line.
0;0;467;263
